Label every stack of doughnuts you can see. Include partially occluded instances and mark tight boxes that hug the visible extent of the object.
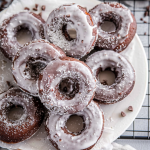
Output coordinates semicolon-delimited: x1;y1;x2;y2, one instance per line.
0;2;136;150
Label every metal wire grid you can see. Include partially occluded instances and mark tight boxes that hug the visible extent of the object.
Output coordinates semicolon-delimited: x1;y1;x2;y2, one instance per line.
99;0;150;140
121;0;150;140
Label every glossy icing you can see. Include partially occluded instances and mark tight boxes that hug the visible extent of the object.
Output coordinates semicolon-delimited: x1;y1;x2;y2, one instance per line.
45;101;104;150
38;58;96;114
89;2;134;52
0;12;45;60
45;3;97;59
86;50;135;103
12;39;66;96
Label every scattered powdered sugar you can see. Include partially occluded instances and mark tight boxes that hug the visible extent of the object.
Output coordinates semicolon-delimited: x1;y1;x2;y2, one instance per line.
0;87;45;145
0;88;42;141
45;3;97;59
89;2;133;52
38;59;96;114
86;50;135;103
0;12;45;59
12;39;66;96
45;101;104;150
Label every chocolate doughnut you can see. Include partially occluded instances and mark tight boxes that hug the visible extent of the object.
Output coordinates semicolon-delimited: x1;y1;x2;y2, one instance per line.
0;12;45;60
12;39;66;96
45;3;97;59
0;88;45;143
38;57;96;114
86;50;135;104
45;101;104;150
89;2;137;52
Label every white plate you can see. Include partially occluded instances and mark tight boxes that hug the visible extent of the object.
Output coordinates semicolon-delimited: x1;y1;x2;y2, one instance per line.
0;0;148;149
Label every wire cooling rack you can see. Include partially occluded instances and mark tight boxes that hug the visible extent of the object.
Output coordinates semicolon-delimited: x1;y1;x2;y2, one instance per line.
0;1;149;150
99;0;150;140
120;0;149;140
96;0;150;140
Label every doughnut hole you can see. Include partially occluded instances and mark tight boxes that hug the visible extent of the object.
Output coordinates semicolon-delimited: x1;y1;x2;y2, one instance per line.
23;57;47;80
62;24;77;41
6;104;24;121
59;77;79;98
99;12;122;33
65;115;85;135
101;21;116;33
97;67;117;86
15;24;33;45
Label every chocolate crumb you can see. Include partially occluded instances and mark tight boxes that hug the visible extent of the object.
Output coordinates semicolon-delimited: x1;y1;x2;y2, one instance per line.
144;5;150;17
39;12;42;17
41;5;46;11
24;7;30;11
66;15;70;18
35;4;38;8
121;111;126;117
140;18;143;21
146;6;150;11
144;21;147;23
128;106;133;111
144;32;147;35
144;11;149;17
6;81;11;87
33;8;38;11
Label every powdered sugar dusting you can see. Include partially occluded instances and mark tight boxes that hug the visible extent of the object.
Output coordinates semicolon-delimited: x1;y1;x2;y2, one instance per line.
38;58;96;114
45;3;97;59
12;39;66;96
89;2;133;52
86;50;135;103
45;101;104;150
0;88;45;143
0;12;45;59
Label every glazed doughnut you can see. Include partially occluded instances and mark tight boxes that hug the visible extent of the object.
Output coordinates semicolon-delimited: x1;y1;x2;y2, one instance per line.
89;2;137;52
45;3;97;59
45;101;104;150
38;57;96;114
0;88;45;143
0;12;45;60
12;39;66;96
86;50;135;104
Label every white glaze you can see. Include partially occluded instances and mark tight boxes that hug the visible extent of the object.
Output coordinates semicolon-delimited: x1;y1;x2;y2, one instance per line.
45;101;104;150
86;50;135;103
12;39;65;96
0;12;45;59
89;2;133;52
38;58;96;114
45;3;97;59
